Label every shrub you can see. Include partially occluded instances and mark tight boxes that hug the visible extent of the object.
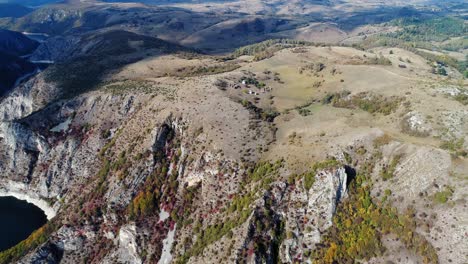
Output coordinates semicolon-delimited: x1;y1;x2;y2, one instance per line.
303;171;315;190
440;138;466;156
454;93;468;105
433;187;454;204
381;155;402;181
298;108;312;116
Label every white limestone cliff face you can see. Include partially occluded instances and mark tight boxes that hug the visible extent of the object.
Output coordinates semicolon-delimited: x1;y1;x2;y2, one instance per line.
281;167;347;263
117;224;142;264
158;224;176;264
0;121;46;181
0;73;58;121
0;93;141;234
0;180;56;219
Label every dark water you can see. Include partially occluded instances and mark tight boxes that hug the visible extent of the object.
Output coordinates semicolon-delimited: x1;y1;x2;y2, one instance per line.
0;196;47;251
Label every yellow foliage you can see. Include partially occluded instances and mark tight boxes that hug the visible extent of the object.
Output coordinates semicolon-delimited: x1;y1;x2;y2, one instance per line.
324;242;337;263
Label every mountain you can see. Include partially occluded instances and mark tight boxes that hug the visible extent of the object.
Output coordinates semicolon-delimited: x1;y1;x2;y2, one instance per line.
0;29;39;56
0;3;33;18
0;0;443;53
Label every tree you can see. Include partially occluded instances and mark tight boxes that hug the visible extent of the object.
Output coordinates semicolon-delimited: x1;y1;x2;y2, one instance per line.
437;67;447;76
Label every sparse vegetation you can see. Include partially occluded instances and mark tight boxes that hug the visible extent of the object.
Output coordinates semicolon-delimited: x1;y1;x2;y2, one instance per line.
358;16;467;76
365;55;392;65
303;171;315;190
240;77;266;89
297;107;312;116
373;134;393;148
103;80;156;95
299;62;326;74
440;138;467;157
178;160;283;263
288;159;341;191
323;91;403;115
2;3;464;264
454;92;468;105
239;98;279;122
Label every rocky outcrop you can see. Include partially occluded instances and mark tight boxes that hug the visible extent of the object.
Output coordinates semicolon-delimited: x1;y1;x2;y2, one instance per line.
0;73;59;121
116;224;142;264
222;166;349;264
401;111;431;137
19;242;63;264
280;167;347;263
0;121;46;180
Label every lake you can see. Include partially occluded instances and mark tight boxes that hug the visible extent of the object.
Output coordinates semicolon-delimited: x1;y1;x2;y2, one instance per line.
0;196;47;251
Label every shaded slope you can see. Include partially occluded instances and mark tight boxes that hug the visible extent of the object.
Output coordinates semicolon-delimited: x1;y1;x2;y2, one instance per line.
0;29;39;56
44;30;194;98
0;51;36;96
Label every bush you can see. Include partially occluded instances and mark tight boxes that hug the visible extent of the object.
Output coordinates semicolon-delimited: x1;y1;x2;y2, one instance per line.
381;155;402;181
440;138;466;156
298;108;312;116
454;93;468;105
433;187;453;204
373;134;393;148
303;171;315;190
